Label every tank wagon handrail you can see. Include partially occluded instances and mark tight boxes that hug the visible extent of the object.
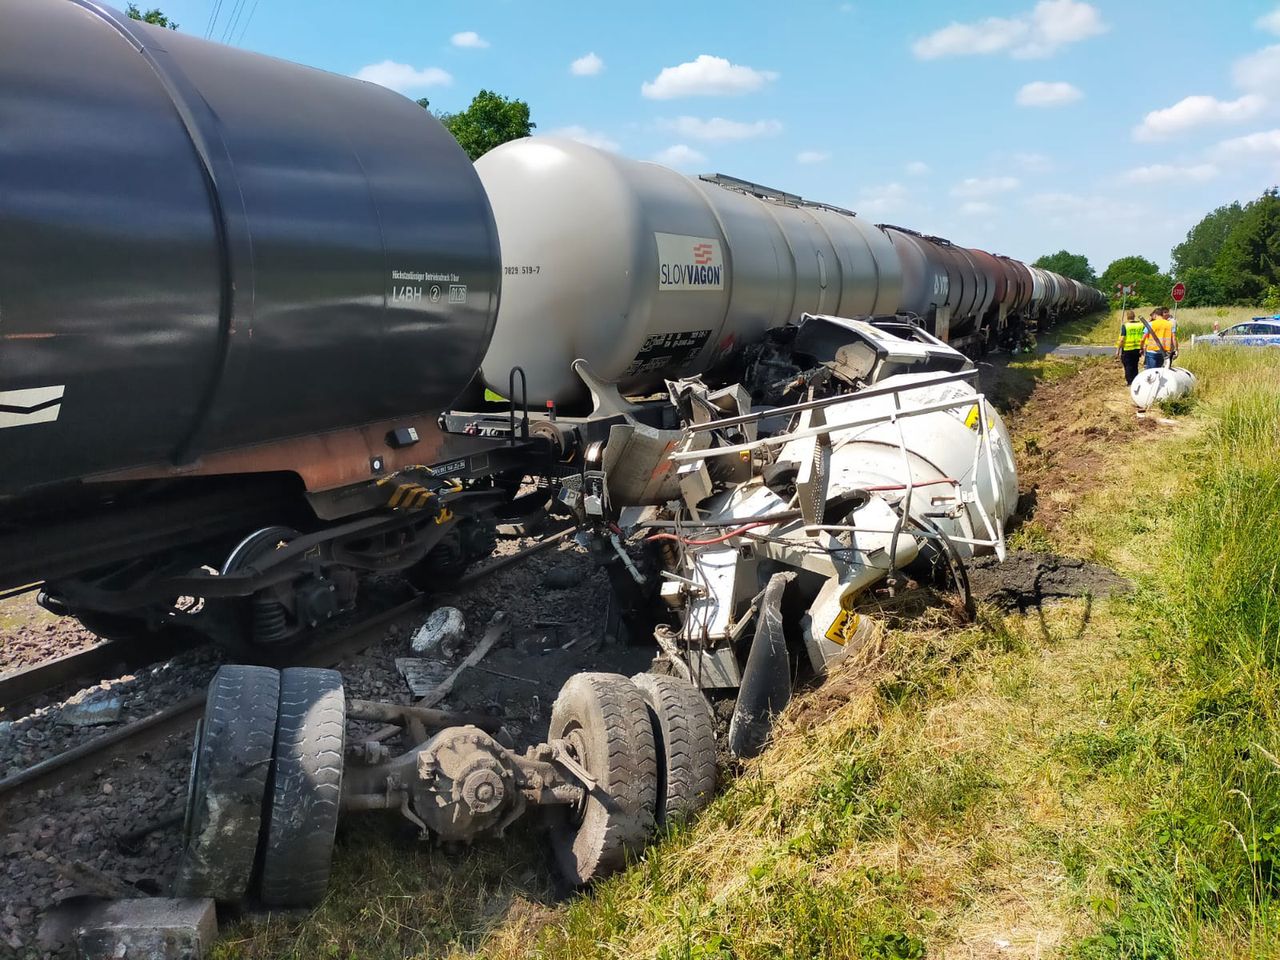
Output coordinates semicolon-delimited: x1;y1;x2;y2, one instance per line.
668;386;989;463
699;173;804;206
682;367;979;434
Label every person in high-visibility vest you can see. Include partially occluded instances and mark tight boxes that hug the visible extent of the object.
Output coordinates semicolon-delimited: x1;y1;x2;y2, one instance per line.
1115;309;1145;385
1141;308;1177;369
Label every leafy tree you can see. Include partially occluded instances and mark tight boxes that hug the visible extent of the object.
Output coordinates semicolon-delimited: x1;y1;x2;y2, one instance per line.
126;3;178;28
1214;188;1280;304
1177;265;1229;308
1032;250;1097;285
427;90;535;161
1170;201;1244;276
1099;255;1172;308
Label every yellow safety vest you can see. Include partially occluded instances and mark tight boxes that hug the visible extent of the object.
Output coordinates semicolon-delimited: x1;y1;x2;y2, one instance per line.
1118;321;1144;351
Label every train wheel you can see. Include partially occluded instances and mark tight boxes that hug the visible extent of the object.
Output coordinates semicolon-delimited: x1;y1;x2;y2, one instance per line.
546;673;657;886
258;668;346;908
222;526;299;646
175;665;280;902
631;674;718;827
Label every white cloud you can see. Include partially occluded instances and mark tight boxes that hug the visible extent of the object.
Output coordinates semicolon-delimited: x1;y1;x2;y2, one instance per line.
1233;45;1280;93
570;52;604;76
1133;94;1265;141
1258;8;1280;35
952;176;1020;198
1016;80;1082;106
912;0;1106;60
960;201;996;215
855;182;912;217
905;160;930;176
550;126;620;152
1023;191;1143;223
797;150;830;164
1212;128;1280;161
659;116;782;141
653;144;708;169
1122;163;1219;184
1013;151;1053;171
450;31;489;49
641;55;778;99
353;60;452;92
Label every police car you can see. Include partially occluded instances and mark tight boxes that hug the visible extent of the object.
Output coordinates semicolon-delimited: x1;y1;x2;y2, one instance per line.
1191;316;1280;348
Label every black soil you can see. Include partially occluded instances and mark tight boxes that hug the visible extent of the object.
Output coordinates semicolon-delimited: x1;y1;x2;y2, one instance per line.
967;550;1132;610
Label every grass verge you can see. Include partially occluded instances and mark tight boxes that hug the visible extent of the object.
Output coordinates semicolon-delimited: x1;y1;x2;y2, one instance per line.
215;346;1280;960
1053;306;1265;346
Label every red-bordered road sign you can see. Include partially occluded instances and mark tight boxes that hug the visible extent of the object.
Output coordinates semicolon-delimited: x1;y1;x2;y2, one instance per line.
1172;282;1186;303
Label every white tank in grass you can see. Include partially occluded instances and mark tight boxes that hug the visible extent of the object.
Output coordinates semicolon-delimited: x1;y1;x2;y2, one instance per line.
474;137;904;405
1130;366;1196;410
793;373;1018;560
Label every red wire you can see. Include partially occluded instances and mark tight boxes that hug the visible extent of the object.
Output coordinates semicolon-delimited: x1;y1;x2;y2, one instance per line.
645;520;777;547
861;477;957;491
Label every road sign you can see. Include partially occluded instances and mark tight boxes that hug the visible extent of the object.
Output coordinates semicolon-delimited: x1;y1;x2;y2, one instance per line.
1172;282;1186;303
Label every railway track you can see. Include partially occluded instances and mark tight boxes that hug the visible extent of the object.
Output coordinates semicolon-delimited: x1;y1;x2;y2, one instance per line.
0;527;574;807
0;632;203;713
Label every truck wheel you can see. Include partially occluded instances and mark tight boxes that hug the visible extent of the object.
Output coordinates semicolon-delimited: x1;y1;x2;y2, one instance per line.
176;665;280;902
631;674;718;826
258;668;346;908
547;672;658;885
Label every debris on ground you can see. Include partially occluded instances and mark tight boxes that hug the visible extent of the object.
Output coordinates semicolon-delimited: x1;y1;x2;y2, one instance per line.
410;606;466;657
72;897;216;960
394;658;452;698
968;550;1131;610
56;688;123;727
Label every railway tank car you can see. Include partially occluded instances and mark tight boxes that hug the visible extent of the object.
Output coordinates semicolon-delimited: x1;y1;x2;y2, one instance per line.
0;0;505;645
473;137;1104;409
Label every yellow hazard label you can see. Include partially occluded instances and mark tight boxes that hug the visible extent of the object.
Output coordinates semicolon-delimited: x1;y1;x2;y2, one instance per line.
964;405;995;431
824;609;860;646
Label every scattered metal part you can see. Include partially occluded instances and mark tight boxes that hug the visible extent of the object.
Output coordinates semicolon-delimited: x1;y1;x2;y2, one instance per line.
369;613;511;741
394;658;451;697
57;688;124;727
410;606;466;657
474;665;539;686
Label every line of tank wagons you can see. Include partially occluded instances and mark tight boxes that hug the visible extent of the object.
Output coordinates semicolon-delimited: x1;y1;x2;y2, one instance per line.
2;0;1111;908
0;0;1102;658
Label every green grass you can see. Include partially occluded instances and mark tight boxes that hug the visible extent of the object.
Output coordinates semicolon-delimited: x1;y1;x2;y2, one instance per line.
215;347;1280;960
1054;306;1266;346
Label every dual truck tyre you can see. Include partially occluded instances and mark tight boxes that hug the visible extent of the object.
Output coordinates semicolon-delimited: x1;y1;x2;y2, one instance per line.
175;666;344;908
178;666;717;904
547;671;718;885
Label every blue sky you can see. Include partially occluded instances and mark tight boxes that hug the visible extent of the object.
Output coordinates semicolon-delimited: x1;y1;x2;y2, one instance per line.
154;0;1280;274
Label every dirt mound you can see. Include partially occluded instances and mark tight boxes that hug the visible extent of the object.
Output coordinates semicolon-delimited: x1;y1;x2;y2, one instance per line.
967;550;1131;610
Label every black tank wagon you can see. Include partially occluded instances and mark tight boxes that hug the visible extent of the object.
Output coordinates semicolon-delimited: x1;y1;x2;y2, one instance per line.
0;0;510;646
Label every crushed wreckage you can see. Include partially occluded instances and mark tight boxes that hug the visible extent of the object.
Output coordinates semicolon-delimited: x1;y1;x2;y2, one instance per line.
176;315;1016;906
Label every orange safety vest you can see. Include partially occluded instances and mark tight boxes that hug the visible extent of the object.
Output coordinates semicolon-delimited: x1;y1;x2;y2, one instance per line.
1141;316;1176;354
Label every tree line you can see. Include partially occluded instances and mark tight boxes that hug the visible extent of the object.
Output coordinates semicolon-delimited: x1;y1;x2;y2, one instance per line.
1035;188;1280;310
